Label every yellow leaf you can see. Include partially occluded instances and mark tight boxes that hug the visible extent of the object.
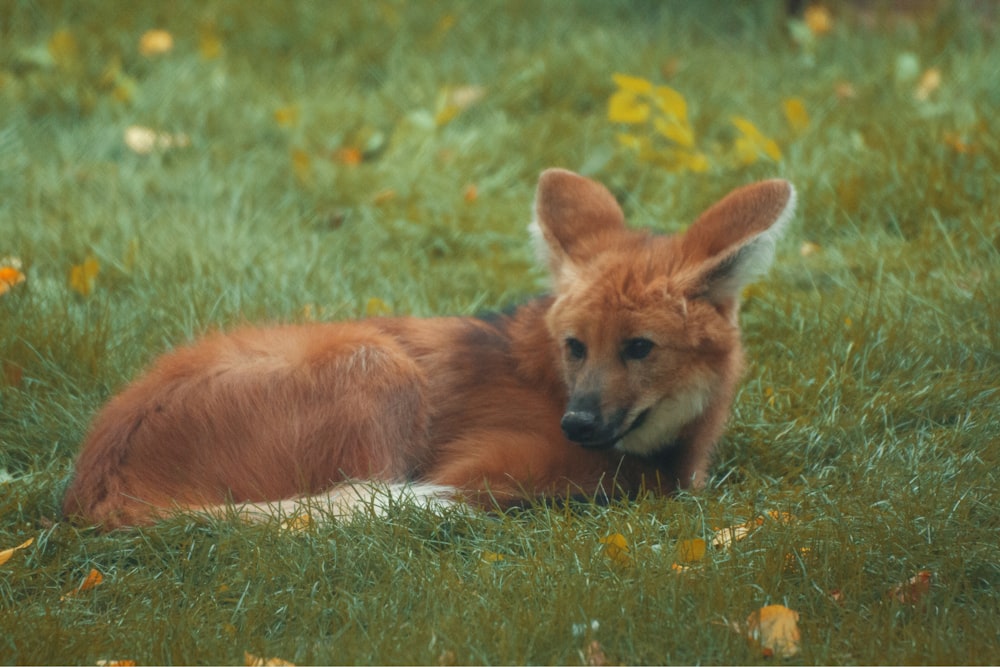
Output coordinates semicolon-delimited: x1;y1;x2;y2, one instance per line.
47;29;79;68
199;26;223;60
599;533;632;567
138;29;174;57
804;4;833;36
676;538;706;563
480;550;506;563
280;513;313;532
652;115;694;148
651;85;688;122
290;148;312;185
915;67;942;101
244;651;295;667
731;116;782;164
365;297;391;317
782;97;810;134
745;604;801;658
611;73;653;94
607;90;650;124
615;132;647;152
0;537;34;566
69;256;100;296
273;106;299;128
333;146;363;166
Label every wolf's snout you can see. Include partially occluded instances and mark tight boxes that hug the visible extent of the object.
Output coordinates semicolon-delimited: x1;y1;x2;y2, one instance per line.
561;410;602;443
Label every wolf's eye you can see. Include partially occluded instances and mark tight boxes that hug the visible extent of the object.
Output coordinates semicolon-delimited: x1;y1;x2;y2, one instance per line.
565;337;587;361
622;337;654;361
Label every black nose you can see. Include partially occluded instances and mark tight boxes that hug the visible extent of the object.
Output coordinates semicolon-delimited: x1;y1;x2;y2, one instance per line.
561;410;602;443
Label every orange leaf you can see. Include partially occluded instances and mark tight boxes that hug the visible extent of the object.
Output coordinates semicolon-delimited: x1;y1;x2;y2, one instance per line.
463;184;478;203
888;570;932;605
333;146;363;166
62;567;104;599
244;651;295;666
0;537;34;566
96;661;137;666
745;604;801;658
0;259;26;296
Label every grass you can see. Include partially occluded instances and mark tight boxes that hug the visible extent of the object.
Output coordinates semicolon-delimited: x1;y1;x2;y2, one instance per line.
2;0;999;663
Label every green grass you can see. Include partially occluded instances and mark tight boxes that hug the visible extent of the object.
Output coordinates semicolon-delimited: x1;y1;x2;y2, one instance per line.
2;1;999;664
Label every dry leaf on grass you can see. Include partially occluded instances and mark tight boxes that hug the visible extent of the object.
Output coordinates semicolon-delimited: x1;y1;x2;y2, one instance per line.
888;570;933;605
0;537;34;566
740;604;801;659
244;651;295;666
61;568;104;600
599;533;633;567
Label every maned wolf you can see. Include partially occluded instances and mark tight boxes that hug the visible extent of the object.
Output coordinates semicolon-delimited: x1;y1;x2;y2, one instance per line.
63;169;795;528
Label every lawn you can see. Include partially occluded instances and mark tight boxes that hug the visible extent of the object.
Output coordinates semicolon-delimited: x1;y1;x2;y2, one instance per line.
2;1;998;664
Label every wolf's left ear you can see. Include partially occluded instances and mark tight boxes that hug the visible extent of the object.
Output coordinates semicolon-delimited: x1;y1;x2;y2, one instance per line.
530;168;626;281
681;179;795;316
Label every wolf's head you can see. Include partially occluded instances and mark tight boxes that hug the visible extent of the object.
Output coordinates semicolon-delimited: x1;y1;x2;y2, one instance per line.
530;169;795;461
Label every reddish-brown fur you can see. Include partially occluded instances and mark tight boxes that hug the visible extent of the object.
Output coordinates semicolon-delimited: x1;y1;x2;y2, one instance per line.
62;169;794;528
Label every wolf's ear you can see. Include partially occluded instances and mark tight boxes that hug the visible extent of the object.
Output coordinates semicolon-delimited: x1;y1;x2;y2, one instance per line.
530;168;626;281
681;179;795;316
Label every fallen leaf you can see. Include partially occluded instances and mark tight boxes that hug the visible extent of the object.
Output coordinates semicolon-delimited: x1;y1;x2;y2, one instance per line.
745;604;801;658
68;256;100;296
800;241;821;257
914;67;941;101
333;146;363;166
139;29;174;56
584;640;608;666
290;148;312;185
280;513;313;532
829;588;845;604
0;257;26;295
731;116;782;165
434;85;486;126
711;522;753;549
782;97;810;134
244;651;295;667
480;550;506;563
365;297;391;317
199;25;223;60
463;183;478;203
96;660;137;666
62;567;104;599
834;80;857;100
0;537;34;566
599;533;633;567
888;570;932;605
47;29;79;68
676;538;707;563
273;106;299;128
804;4;833;36
124;125;191;154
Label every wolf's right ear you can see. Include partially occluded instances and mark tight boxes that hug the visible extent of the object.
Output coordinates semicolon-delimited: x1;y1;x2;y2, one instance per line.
530;168;626;283
680;179;795;319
